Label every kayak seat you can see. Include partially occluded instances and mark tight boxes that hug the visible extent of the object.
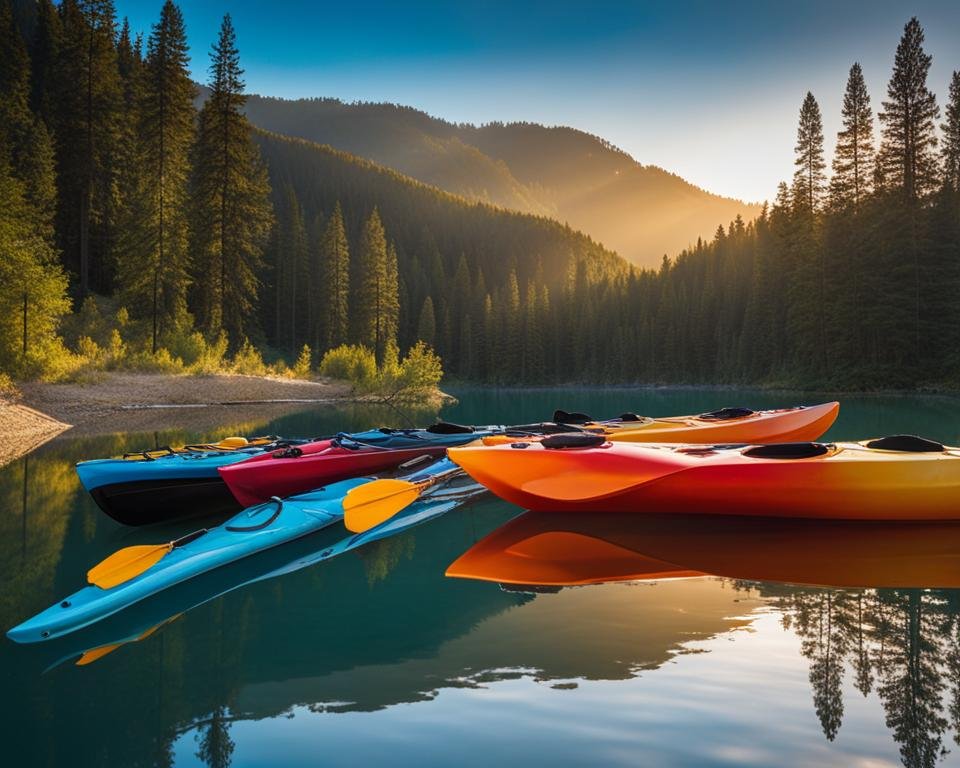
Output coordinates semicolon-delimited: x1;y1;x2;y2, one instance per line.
506;422;584;436
699;407;756;421
272;446;303;458
553;409;593;425
426;422;475;435
865;435;945;452
541;433;606;449
743;442;829;459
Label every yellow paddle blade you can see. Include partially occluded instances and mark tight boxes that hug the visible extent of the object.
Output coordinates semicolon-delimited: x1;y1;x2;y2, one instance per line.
86;543;171;589
343;479;423;533
76;643;122;666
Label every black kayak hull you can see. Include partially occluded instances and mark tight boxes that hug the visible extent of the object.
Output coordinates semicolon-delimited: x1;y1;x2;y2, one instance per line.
90;477;243;526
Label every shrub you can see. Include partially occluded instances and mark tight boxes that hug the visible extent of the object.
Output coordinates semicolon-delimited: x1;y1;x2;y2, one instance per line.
183;331;228;374
319;344;377;391
107;329;126;369
124;347;185;374
292;344;313;378
231;338;268;376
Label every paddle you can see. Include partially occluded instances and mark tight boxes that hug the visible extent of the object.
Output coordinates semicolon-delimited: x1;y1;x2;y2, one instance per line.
87;529;208;589
343;467;462;533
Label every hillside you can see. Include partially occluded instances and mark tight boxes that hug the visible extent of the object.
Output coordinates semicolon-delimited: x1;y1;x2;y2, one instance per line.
254;129;630;372
237;94;762;266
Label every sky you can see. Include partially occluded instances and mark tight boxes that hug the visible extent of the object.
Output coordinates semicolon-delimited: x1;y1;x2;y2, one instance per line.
115;0;960;203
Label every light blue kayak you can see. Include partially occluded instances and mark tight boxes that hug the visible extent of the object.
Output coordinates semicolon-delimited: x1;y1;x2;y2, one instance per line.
9;458;466;644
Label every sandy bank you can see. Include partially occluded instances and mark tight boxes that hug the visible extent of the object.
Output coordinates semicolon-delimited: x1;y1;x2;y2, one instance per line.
0;402;71;468
15;372;354;437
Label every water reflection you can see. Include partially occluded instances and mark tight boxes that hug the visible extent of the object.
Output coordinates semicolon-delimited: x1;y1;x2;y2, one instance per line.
7;391;960;767
451;512;960;768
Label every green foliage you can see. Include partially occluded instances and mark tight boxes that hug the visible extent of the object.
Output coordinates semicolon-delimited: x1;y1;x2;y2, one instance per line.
189;14;273;347
292;344;312;378
319;344;378;390
117;0;194;353
229;338;268;376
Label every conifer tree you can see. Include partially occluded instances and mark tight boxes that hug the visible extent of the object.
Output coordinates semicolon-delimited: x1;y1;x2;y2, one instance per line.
793;92;826;217
119;0;194;352
878;17;940;200
320;201;349;349
28;0;61;124
55;0;121;297
941;71;960;191
351;209;399;364
0;1;32;161
416;295;436;345
831;64;874;210
19;117;57;245
0;145;70;376
189;14;273;346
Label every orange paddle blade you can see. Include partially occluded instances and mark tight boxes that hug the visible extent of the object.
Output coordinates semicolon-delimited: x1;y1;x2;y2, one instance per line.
343;479;423;533
86;543;171;589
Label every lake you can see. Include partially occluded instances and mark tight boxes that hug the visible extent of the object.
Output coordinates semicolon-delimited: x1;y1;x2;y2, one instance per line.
4;387;960;767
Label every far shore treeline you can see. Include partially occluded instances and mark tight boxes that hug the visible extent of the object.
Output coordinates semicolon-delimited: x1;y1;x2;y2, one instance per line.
1;4;959;391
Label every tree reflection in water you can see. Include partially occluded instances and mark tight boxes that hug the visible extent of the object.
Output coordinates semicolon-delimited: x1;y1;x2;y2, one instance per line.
757;585;960;768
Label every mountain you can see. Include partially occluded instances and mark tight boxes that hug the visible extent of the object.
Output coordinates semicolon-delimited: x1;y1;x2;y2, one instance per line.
235;94;762;266
255;128;630;375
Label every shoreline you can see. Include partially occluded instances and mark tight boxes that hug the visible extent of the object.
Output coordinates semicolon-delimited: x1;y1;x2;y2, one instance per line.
0;402;71;469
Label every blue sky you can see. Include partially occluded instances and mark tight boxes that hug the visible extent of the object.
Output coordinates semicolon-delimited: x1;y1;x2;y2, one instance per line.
116;1;960;202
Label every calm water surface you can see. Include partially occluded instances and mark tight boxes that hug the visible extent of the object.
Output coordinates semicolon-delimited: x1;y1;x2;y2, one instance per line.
4;387;960;767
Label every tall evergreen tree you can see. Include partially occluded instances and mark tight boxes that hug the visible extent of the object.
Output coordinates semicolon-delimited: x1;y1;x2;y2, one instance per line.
189;14;272;346
793;92;826;217
320;201;349;349
55;0;121;297
831;63;874;210
118;1;194;352
941;71;960;192
416;295;436;345
0;0;33;171
878;17;940;200
351;208;398;364
28;0;61;125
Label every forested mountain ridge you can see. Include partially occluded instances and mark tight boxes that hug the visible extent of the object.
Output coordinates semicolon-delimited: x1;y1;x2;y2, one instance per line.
256;128;630;371
209;91;762;266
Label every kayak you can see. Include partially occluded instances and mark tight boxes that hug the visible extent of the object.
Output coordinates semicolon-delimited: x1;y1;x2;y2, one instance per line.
8;457;468;644
218;423;503;507
76;436;308;526
446;512;960;589
549;402;839;443
448;434;960;520
33;473;486;667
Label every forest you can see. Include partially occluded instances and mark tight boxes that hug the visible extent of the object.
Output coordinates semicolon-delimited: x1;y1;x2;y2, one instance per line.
0;3;958;391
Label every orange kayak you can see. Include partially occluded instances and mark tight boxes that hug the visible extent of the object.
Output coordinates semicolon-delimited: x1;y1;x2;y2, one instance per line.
549;402;839;444
448;434;960;520
446;512;960;589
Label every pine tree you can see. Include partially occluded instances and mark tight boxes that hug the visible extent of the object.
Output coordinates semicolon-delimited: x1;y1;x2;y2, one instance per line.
0;0;33;167
878;17;941;201
831;63;874;210
19;117;57;245
28;0;61;124
320;201;349;349
416;295;436;345
793;92;826;218
351;208;398;364
941;71;960;192
0;144;70;376
55;0;121;297
189;14;273;346
119;0;194;352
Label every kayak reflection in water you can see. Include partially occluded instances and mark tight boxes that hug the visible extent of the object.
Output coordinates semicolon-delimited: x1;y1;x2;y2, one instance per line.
448;511;960;761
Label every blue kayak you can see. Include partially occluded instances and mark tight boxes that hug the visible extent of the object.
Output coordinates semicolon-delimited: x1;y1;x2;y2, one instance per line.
76;436;307;526
36;471;486;669
9;458;466;644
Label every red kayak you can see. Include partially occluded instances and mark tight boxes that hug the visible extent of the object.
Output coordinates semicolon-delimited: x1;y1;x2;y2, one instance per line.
218;425;501;506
